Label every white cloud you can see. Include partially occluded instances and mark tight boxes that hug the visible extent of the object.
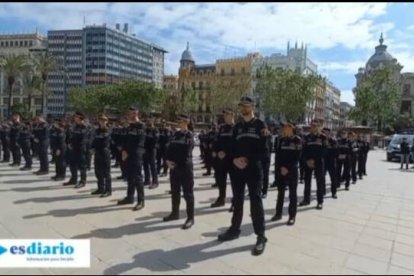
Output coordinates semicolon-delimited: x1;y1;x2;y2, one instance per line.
317;60;366;74
341;90;355;105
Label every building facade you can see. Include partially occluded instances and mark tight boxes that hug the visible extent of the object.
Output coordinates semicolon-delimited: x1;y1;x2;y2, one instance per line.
163;75;178;96
46;23;167;117
0;32;47;118
324;81;341;130
47;30;83;117
339;101;355;129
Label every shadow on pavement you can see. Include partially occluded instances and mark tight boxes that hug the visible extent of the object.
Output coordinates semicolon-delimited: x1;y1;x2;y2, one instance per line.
103;240;251;274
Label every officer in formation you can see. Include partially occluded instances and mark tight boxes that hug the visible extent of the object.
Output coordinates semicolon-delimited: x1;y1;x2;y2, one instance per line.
349;132;359;184
157;120;172;177
163;113;195;230
272;122;302;225
9;112;23;167
117;107;146;211
337;130;352;190
210;108;235;209
0;121;11;163
143;117;159;189
218;96;268;256
33;115;50;175
203;124;217;177
19;120;33;171
91;114;112;197
323;127;338;199
50;119;67;181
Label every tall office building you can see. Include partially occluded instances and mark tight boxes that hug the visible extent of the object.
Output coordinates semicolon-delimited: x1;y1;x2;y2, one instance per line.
47;23;167;117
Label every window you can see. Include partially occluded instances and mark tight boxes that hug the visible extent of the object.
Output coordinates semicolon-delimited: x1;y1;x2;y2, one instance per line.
231;68;235;76
29;41;33;47
3;98;9;105
191;82;196;89
12;98;20;105
403;84;411;96
0;42;3;47
241;67;246;74
221;68;225;76
199;81;203;89
24;41;28;47
5;41;8;47
20;41;23;47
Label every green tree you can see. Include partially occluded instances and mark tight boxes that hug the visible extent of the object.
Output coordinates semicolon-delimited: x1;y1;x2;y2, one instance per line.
255;66;320;123
0;55;29;117
31;51;60;116
69;80;166;117
22;69;42;117
352;66;399;131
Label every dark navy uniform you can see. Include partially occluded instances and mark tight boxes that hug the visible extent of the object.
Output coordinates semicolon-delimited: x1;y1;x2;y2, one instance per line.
350;139;359;184
9;121;22;166
271;132;281;188
337;137;352;189
86;124;95;171
157;126;172;175
199;130;206;160
301;133;327;206
0;123;11;162
325;137;338;197
358;139;370;178
261;133;272;197
92;126;112;195
118;121;146;207
211;122;235;207
228;117;267;238
70;123;89;187
33;121;50;173
204;127;217;176
19;122;33;170
52;125;67;180
117;125;128;180
274;135;302;222
164;129;195;226
143;126;159;187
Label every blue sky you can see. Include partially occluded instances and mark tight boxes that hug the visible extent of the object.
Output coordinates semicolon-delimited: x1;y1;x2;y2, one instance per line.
1;3;413;105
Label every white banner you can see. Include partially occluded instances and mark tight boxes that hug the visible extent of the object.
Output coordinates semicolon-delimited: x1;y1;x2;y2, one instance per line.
0;239;90;268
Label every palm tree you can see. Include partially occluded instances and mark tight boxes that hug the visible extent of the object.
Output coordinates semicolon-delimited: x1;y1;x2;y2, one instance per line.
31;52;59;116
22;69;42;117
0;55;29;117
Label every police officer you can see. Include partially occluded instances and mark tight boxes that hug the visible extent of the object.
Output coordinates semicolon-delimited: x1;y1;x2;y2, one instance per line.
157;120;172;177
69;112;89;188
51;119;67;181
199;130;206;161
91;114;112;197
261;126;272;199
49;121;58;170
33;115;50;175
299;120;327;210
19;120;33;171
337;130;352;191
203;124;217;176
272;123;302;226
296;127;306;184
270;126;281;189
85;118;95;171
218;96;268;256
322;127;338;199
211;108;235;208
358;135;370;178
9;112;23;167
0;121;11;163
143;117;159;189
116;120;129;181
163;113;195;230
349;132;359;184
117;107;146;211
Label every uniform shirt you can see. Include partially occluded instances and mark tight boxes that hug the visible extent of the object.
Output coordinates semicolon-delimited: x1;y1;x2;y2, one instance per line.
49;126;58;151
264;134;273;158
0;124;10;143
337;138;352;161
92;127;112;154
159;127;172;149
359;140;370;155
51;127;66;152
302;133;327;162
87;125;95;150
276;135;302;169
71;124;89;151
401;141;410;154
350;139;360;156
19;123;32;144
213;123;234;155
206;130;217;151
123;122;146;156
326;137;339;160
144;127;159;151
10;122;23;145
166;130;194;166
232;117;268;162
33;122;50;143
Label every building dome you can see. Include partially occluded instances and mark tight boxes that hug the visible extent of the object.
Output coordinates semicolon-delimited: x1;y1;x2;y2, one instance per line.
366;34;397;70
181;42;194;62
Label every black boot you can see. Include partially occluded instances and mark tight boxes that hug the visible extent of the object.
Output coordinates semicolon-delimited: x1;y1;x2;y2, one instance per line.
211;198;225;208
252;236;267;256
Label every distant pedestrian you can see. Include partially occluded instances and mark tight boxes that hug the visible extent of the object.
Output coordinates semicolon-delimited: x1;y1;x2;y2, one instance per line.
400;137;410;170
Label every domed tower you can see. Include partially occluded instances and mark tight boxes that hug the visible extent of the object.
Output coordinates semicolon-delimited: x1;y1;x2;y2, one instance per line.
180;42;195;70
365;33;402;75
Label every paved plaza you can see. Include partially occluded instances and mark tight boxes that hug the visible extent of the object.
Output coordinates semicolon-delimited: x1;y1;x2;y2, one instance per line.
1;149;414;275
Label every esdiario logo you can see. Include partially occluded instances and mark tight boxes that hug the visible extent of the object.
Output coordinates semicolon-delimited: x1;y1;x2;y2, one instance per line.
0;239;90;268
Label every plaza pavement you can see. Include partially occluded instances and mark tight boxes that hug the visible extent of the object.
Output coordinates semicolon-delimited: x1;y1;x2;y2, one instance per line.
1;149;414;275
